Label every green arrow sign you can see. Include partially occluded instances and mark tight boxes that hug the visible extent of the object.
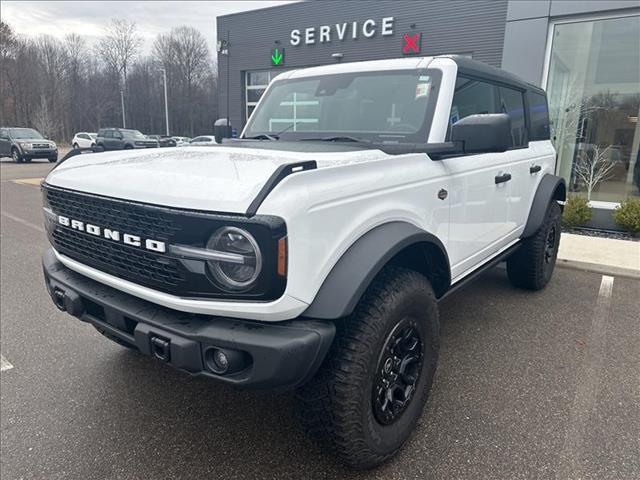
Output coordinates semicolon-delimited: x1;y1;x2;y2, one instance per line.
271;47;284;66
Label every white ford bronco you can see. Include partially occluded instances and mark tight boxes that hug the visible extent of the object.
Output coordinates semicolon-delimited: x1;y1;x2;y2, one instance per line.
42;56;565;468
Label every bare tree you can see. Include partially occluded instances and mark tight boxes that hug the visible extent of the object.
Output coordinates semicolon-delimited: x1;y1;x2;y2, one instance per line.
33;94;56;138
574;145;618;200
96;19;142;82
1;21;19;124
154;26;211;135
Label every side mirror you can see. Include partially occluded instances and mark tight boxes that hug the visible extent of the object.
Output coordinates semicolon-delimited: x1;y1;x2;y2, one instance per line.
214;118;233;144
451;113;511;154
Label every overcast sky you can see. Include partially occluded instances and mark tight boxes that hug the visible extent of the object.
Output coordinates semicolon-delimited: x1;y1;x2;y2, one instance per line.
1;1;296;52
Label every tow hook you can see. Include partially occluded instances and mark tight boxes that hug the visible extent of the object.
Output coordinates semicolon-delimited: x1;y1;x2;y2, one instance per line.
150;336;171;362
53;288;66;311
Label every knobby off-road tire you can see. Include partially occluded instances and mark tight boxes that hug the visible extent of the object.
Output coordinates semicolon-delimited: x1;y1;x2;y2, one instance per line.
297;267;440;469
507;202;561;290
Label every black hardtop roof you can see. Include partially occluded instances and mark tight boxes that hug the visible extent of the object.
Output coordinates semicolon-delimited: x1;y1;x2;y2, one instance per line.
441;55;545;94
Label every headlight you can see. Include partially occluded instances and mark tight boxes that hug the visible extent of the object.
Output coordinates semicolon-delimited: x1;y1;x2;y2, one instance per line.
206;227;262;291
50;142;57;149
18;141;31;148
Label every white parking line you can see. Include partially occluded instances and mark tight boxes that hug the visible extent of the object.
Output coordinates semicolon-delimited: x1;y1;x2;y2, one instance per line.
1;354;14;372
0;211;45;233
556;275;614;480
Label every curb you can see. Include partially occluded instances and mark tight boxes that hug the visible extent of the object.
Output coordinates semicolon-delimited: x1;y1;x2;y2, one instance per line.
556;258;640;280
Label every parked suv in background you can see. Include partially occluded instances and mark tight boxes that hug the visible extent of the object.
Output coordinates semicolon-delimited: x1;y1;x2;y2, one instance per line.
0;127;58;163
42;56;564;469
147;135;177;147
71;132;97;149
95;128;158;150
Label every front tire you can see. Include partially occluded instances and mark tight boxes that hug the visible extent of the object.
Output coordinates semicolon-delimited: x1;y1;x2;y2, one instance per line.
11;148;23;163
73;143;79;149
507;202;561;290
297;267;439;469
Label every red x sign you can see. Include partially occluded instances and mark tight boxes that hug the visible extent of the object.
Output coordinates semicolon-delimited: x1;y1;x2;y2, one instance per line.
402;33;421;54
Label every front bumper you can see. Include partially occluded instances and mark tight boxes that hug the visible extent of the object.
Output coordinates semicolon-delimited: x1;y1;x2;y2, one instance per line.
42;249;335;390
22;147;57;158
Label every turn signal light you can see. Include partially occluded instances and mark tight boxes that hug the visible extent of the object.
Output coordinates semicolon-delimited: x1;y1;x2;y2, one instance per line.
277;237;287;277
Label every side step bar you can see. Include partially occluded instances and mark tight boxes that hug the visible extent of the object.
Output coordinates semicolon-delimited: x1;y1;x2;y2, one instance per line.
438;242;521;302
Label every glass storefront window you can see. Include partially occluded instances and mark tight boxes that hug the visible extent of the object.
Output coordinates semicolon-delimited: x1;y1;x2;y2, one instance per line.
546;15;640;203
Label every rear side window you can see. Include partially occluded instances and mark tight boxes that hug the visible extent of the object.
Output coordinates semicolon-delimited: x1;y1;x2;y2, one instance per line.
448;77;497;127
528;92;550;141
498;86;526;147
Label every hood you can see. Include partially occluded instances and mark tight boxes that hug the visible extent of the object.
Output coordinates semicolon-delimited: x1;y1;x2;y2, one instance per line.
45;146;390;213
19;137;51;143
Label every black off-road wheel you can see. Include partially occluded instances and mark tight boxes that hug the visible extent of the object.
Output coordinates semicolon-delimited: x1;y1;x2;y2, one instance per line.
507;202;561;290
297;267;439;469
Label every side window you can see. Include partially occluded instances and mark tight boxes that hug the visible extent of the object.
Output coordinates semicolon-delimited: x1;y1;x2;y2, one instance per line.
529;92;550;141
447;77;498;139
0;128;7;138
105;130;114;139
498;86;526;148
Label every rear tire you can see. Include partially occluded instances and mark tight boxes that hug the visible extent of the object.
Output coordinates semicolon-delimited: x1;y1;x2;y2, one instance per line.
507;202;561;290
297;267;439;469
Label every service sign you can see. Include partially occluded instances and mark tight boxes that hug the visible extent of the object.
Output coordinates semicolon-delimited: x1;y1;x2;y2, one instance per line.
290;17;395;46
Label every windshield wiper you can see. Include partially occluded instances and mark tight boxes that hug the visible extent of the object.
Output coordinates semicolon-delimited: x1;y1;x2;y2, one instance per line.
243;123;297;141
300;135;371;144
244;133;279;141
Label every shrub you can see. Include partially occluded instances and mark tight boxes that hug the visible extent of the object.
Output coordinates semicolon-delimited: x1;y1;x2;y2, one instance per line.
562;195;592;227
613;197;640;235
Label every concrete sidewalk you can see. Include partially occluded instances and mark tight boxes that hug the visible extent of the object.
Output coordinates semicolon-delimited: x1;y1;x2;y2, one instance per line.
558;232;640;279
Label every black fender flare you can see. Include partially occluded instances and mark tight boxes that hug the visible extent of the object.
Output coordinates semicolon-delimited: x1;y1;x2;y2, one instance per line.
302;222;450;320
522;174;566;238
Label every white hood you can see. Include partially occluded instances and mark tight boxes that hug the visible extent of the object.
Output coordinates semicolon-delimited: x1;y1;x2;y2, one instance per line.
45;146;390;213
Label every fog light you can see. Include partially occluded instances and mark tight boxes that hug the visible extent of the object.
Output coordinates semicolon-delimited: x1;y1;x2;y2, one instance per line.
204;347;252;375
213;349;229;373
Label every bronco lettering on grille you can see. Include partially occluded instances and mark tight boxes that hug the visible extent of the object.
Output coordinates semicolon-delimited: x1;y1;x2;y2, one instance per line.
57;215;166;253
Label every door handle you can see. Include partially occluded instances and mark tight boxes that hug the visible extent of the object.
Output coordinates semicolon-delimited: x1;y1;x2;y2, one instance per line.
529;165;542;174
495;173;512;184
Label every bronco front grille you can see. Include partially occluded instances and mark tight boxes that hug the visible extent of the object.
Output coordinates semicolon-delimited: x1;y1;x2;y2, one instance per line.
52;227;184;287
43;184;288;300
46;188;182;241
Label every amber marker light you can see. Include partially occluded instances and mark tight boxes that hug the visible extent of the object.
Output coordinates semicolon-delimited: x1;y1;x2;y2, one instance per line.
277;237;287;277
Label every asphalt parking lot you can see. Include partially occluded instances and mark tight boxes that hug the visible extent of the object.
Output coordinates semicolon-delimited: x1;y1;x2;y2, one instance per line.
1;159;639;480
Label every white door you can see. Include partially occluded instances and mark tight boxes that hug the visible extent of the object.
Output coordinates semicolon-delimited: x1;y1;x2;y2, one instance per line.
445;152;512;280
443;77;514;280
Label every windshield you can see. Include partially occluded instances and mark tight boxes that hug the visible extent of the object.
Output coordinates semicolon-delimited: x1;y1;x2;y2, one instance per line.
121;129;146;139
243;69;441;144
10;128;43;139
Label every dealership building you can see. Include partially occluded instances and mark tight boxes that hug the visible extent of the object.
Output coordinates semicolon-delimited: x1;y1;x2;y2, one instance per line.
217;1;640;228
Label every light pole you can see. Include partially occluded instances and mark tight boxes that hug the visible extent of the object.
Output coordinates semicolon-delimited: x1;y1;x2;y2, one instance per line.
159;68;169;136
120;89;126;128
